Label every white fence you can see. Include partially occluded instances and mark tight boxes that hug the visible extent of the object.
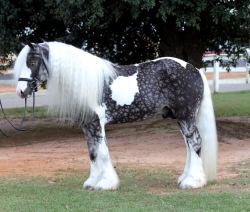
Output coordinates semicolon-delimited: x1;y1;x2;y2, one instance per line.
200;53;250;92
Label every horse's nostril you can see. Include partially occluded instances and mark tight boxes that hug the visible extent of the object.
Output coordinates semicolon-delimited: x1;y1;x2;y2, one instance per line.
20;90;25;98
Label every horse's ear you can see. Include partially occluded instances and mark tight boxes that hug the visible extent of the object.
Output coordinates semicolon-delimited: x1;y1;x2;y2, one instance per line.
27;41;35;50
39;37;46;43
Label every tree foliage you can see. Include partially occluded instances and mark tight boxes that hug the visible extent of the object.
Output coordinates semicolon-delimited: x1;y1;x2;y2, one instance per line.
1;0;250;66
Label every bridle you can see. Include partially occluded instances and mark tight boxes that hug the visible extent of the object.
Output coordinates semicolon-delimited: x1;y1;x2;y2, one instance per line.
17;43;50;122
18;49;50;94
17;44;49;122
0;44;49;137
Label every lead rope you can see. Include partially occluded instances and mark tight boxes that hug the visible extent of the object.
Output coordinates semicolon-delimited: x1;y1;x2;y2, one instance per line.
0;99;25;137
19;97;27;128
32;91;35;119
0;92;36;137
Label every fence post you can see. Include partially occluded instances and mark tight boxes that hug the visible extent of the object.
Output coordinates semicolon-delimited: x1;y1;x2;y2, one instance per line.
246;63;250;84
245;49;250;84
213;60;220;92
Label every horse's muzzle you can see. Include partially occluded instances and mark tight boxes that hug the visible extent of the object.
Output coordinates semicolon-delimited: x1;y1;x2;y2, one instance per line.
17;78;38;98
20;87;32;98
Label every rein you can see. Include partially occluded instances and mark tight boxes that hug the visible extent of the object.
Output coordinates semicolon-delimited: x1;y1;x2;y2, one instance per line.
0;92;36;137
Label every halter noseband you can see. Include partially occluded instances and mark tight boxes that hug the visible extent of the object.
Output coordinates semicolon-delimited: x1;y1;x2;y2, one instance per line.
18;77;38;92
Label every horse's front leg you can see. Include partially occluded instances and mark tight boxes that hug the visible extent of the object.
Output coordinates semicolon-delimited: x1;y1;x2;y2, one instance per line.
82;116;119;190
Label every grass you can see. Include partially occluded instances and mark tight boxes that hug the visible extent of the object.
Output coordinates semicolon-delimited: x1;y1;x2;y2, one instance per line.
2;106;48;118
0;163;249;212
213;91;250;117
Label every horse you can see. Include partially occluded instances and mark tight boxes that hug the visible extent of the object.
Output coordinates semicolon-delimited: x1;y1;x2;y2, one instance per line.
14;41;217;190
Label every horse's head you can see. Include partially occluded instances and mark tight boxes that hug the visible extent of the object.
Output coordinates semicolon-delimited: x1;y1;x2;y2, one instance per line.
16;42;49;98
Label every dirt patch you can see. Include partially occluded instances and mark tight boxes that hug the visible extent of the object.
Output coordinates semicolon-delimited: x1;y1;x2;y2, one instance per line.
0;116;249;180
217;119;250;141
0;84;15;93
205;71;246;80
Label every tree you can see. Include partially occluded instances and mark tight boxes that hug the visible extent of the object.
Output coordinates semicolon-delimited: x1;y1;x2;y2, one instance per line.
1;0;250;67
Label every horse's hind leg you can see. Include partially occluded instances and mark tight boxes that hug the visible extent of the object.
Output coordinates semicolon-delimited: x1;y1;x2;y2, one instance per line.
177;119;206;189
82;115;119;190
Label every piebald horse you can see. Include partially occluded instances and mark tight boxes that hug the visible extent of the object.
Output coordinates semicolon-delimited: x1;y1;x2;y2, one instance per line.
15;42;217;190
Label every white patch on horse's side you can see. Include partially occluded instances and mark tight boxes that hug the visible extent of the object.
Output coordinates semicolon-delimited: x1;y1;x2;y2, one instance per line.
110;72;139;106
153;57;187;68
83;104;119;190
179;146;206;189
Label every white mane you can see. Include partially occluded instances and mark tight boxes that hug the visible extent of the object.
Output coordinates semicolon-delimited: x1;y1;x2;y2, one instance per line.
13;45;30;81
47;42;116;124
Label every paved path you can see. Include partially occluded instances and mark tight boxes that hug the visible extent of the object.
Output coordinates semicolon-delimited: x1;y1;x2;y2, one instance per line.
0;73;49;108
208;79;250;92
215;83;250;92
0;90;48;109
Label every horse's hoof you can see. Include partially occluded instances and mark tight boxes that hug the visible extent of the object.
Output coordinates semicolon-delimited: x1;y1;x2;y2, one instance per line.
178;175;206;189
177;173;186;185
83;179;96;190
83;184;95;190
95;178;120;190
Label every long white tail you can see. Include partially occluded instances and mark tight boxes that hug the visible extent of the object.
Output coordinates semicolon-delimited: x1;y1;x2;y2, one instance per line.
197;71;218;181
